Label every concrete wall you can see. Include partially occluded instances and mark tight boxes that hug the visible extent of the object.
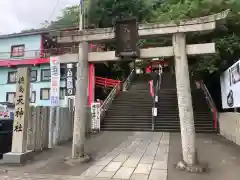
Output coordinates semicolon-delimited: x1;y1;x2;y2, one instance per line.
0;35;41;59
0;65;67;106
219;112;240;145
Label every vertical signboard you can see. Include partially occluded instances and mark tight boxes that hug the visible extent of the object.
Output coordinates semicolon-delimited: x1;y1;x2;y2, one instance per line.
91;102;101;131
50;56;60;106
115;18;139;58
12;67;30;153
66;64;76;96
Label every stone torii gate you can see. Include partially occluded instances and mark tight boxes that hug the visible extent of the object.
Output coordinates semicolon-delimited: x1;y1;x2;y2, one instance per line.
52;10;228;170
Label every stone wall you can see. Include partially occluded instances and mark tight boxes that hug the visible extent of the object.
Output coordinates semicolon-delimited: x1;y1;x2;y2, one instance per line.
219;112;240;145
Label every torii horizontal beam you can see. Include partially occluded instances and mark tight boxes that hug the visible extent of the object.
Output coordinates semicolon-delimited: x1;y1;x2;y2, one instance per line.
57;43;215;63
52;10;229;44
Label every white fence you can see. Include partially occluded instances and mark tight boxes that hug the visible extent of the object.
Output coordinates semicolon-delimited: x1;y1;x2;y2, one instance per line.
27;106;74;152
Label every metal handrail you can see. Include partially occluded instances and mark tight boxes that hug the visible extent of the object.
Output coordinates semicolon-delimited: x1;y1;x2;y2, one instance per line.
199;80;218;128
123;69;135;91
200;81;217;110
100;83;119;121
100;69;135;121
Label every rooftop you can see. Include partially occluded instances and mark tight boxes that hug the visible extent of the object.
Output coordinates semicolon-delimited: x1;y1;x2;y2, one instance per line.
0;26;78;39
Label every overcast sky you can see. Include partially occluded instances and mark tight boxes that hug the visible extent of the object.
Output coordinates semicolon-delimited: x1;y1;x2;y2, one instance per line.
0;0;79;34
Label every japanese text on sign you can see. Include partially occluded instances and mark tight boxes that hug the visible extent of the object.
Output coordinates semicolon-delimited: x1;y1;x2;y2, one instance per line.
11;68;30;153
65;67;76;96
50;57;60;106
91;102;101;131
14;75;25;132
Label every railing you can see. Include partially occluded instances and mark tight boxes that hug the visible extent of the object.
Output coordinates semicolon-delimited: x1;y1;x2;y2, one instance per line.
199;80;218;129
0;50;45;60
122;69;135;91
0;44;109;61
151;72;162;131
95;76;121;88
152;82;157;131
0;47;77;60
99;70;135;121
100;84;120;121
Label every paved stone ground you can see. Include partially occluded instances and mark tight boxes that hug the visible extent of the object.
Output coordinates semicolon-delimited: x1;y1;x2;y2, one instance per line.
168;133;240;180
0;131;134;177
79;132;169;180
0;132;169;180
1;132;239;180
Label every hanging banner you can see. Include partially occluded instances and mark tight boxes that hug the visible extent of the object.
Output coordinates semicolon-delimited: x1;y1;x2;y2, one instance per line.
66;64;76;96
91;102;101;131
115;18;139;58
220;59;240;109
50;56;60;106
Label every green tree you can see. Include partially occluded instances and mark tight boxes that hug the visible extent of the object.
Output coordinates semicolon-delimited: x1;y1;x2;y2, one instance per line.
48;0;153;28
151;0;240;77
48;5;79;29
87;0;154;28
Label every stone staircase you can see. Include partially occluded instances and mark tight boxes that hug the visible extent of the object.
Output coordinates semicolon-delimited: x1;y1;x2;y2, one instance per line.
101;72;216;133
155;72;216;133
101;75;152;131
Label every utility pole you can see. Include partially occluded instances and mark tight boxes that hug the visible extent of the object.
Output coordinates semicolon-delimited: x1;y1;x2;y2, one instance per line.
72;0;89;159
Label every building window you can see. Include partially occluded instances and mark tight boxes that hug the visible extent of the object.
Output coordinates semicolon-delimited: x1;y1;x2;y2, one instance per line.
31;70;37;82
8;70;37;83
60;66;66;80
6;92;16;103
8;71;17;83
30;91;36;103
11;45;25;57
60;88;65;99
40;88;50;100
41;69;51;81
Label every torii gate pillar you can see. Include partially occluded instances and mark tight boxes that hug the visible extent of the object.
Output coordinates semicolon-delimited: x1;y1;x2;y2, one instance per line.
173;33;197;167
88;63;95;107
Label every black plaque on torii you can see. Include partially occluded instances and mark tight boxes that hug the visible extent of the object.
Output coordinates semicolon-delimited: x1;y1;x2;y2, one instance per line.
115;18;140;59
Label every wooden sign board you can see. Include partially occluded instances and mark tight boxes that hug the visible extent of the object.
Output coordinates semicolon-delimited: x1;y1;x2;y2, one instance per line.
115;18;139;58
65;64;76;96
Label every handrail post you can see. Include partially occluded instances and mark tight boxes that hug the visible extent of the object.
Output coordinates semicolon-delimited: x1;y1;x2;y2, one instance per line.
151;70;162;131
152;80;159;131
152;83;156;131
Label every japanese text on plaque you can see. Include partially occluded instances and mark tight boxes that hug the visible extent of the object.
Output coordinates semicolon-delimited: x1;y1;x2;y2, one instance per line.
14;76;25;132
